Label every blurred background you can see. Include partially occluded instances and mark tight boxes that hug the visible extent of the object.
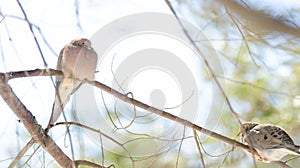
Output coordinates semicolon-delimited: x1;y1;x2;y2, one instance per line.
1;0;300;167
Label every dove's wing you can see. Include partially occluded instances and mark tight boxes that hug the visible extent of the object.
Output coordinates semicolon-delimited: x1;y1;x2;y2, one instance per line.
48;38;97;125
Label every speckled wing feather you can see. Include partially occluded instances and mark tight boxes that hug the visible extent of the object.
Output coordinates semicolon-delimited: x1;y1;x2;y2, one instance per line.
241;122;300;162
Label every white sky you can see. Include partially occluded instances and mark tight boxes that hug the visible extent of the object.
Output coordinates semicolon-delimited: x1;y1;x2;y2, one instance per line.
0;0;299;167
0;0;171;122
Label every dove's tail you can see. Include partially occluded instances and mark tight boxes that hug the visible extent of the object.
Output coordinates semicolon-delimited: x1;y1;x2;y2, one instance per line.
49;78;81;125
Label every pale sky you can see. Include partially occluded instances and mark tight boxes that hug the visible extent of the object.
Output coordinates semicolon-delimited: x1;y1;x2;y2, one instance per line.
0;0;299;167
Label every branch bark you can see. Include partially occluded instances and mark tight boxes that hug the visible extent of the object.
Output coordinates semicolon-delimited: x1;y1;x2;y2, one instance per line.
4;69;291;166
0;69;261;159
0;71;73;168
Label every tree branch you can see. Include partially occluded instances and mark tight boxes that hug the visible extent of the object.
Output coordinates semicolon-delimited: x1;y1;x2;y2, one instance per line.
0;69;262;160
0;72;72;168
8;138;34;168
5;69;292;166
74;160;113;168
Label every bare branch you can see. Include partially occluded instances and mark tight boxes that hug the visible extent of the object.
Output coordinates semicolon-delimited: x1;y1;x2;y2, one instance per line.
8;139;34;168
193;130;205;168
16;0;48;67
74;0;83;32
0;68;262;158
74;160;113;168
4;69;294;166
0;74;72;167
52;121;135;168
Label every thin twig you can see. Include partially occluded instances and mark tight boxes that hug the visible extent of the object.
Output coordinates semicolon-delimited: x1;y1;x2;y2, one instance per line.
225;7;258;67
4;14;57;55
164;0;242;126
51;121;135;168
193;130;205;168
19;144;41;167
0;14;6;23
74;159;113;168
15;0;48;67
175;126;185;168
74;0;83;33
98;128;105;167
164;1;263;167
8;139;35;168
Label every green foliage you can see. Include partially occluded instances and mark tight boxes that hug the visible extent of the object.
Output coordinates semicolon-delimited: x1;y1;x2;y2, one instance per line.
176;0;300;167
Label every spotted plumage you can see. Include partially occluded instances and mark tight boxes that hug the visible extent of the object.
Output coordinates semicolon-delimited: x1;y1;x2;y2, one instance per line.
240;122;300;162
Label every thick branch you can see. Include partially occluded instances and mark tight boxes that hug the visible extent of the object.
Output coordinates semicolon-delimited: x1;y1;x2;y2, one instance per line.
0;73;72;168
3;68;62;80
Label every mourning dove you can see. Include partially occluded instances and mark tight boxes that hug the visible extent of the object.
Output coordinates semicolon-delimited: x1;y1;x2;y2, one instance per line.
49;38;98;125
240;122;300;162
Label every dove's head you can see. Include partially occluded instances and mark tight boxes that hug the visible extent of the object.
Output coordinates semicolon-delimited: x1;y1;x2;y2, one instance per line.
241;122;259;134
71;38;92;48
238;122;259;140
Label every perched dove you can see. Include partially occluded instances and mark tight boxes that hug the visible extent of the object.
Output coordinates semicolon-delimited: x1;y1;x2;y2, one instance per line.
49;38;97;125
240;122;300;162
